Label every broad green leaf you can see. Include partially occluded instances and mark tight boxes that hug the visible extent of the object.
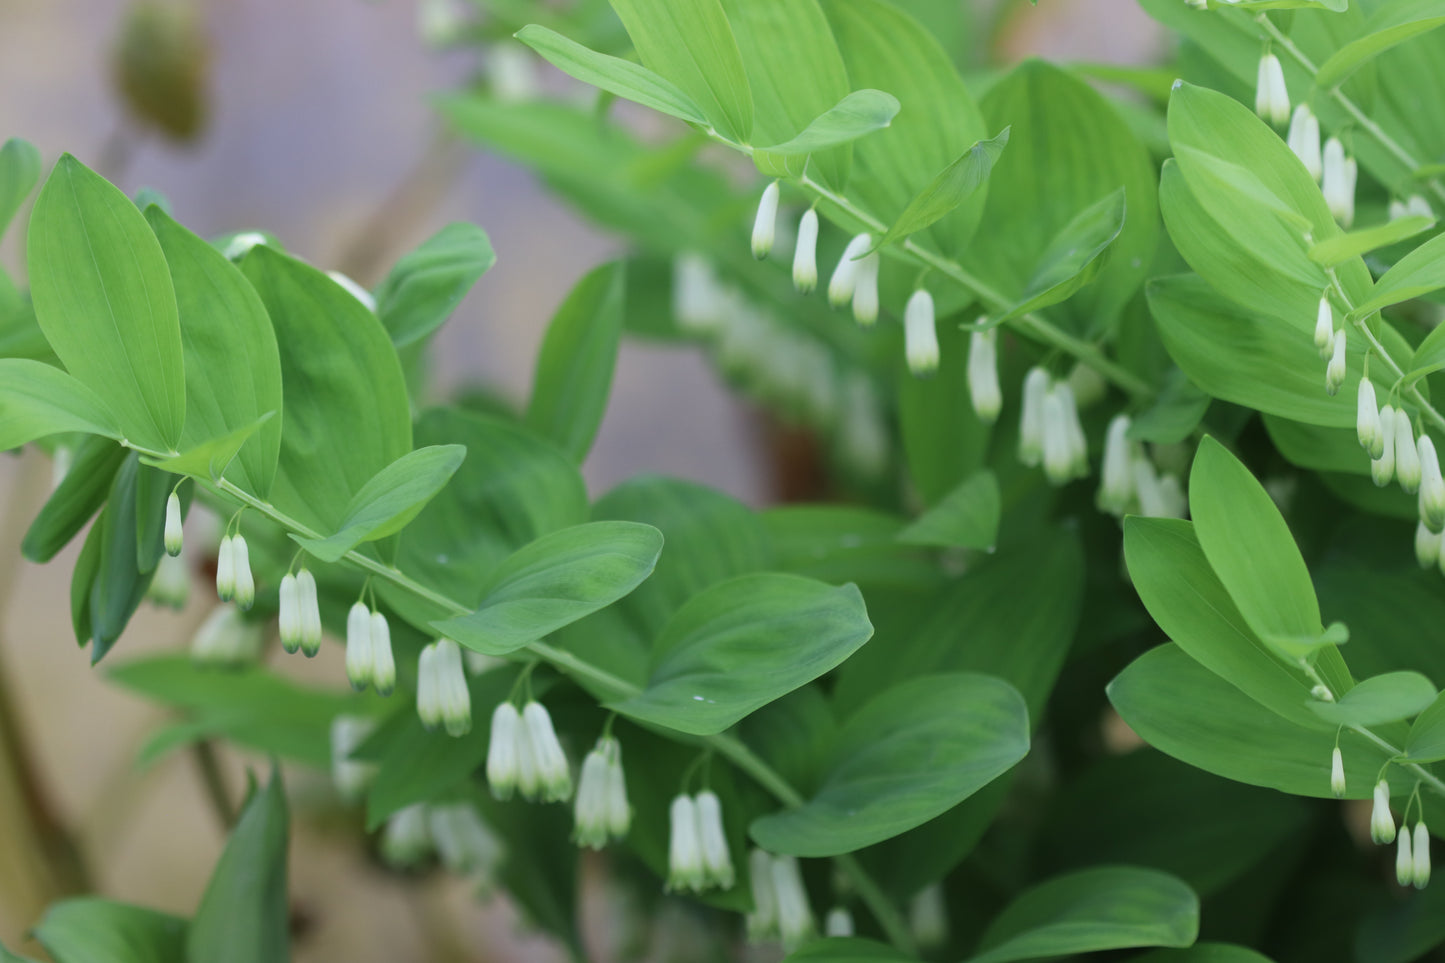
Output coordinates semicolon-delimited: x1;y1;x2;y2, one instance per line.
133;463;180;574
1316;0;1445;88
1172;145;1312;235
1405;692;1445;762
374;222;495;349
1316;558;1445;687
0;137;41;240
1132;943;1280;963
1350;231;1445;320
187;767;290;963
1188;437;1323;653
88;455;156;662
608;0;754;143
966;867;1199;963
33;899;186;963
997;187;1126;322
1355;883;1445;963
146;207;284;495
0;270;55;364
22;435;126;563
242;246;412;533
766;505;941;591
0;358;121;451
515;25;709;126
70;521;103;649
525;262;624;462
757;89;899;155
1409;320;1445;379
1308;216;1435;268
27;154;184;451
293;444;467;562
1127;371;1210;445
140;413;274;482
434;520;664;655
749;672;1028;856
871;128;1009;250
1308;671;1438;727
899;323;992;504
611;573;873;735
896;470;1000;550
783;939;919;963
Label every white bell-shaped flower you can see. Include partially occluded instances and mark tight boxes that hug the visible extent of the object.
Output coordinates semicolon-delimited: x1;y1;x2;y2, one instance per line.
696;789;735;889
1287;104;1322;180
1372;779;1397;845
793;209;819;293
1018;367;1051;468
851;248;881;326
752;180;780;260
1418;434;1445;531
1397;414;1422;493
575;736;628;847
904;289;939;376
910;882;949;949
190;605;263;667
825;907;855;937
1322;137;1357;227
1325;330;1347;397
1330;746;1346;798
521;701;571;802
417;639;471;737
1098;415;1136;516
1255;52;1290;126
1399;825;1416;886
1413;821;1431;889
968;327;1002;424
1041;384;1085;485
746;848;779;941
215;535;236;602
330;714;377;804
1374;405;1398;487
429;803;503;878
828;234;873;308
1314;295;1335;360
666;794;706;893
604;740;630;837
380;804;433;868
486;701;521;800
295;569;322;657
369;611;395;697
1416;521;1442;569
147;550;189;610
345;601;375;691
772;853;816;950
673;254;726;335
1357;379;1381;455
230;534;255;611
279;574;302;654
164;492;183;557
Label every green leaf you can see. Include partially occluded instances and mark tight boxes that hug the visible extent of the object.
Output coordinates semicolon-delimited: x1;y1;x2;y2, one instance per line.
242;246;412;533
374;222;495;349
1172;145;1312;235
514;25;709;126
1409;321;1445;379
612;573;873;735
293;444;467;562
70;522;103;649
1405;692;1445;762
756;89;900;155
0;358;121;451
749;672;1028;856
1350;231;1445;320
525;262;624;462
88;455;154;662
186;766;290;963
1308;216;1435;267
1132;943;1280;963
139;413;275;483
27;154;185;451
433;520;664;655
1128;370;1210;445
783;938;920;963
997;187;1126;322
0;939;41;962
899;324;991;504
22;435;126;563
872;128;1009;251
766;505;940;591
1308;671;1438;727
608;0;753;143
33;899;186;963
146;207;284;496
0;137;41;240
133;463;179;574
896;470;1000;550
1316;0;1445;89
966;867;1199;963
1188;437;1324;655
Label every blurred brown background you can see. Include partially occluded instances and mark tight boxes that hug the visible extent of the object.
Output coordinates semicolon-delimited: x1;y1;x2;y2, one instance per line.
0;0;1161;958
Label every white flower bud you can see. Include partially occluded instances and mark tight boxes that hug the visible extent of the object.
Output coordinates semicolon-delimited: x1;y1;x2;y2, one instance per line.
1325;330;1347;397
793;209;819;293
1417;521;1442;568
1255;52;1289;126
968;327;1002;424
486;701;521;799
910;882;948;948
1372;779;1397;845
1374;405;1397;487
345;602;374;691
1330;746;1346;798
1419;434;1445;531
1287;104;1322;181
1397;414;1421;493
432;639;472;737
1311;684;1334;702
295;569;322;657
1019;367;1051;468
369;611;395;697
1041;386;1074;485
1314;295;1335;360
190;605;263;667
851;249;880;326
752;180;780;260
1399;824;1415;886
328;270;376;312
1405;195;1434;219
1058;382;1089;478
147;550;190;610
429;803;503;878
840;372;889;477
667;795;706;893
771;854;815;949
1414;821;1431;889
521;700;571;802
164;492;183;557
673;253;726;335
825;907;855;937
604;740;630;838
828;234;873;309
215;535;235;602
330;714;377;804
1098;415;1136;515
575;737;627;848
381;804;432;868
1357;379;1380;454
904;289;939;376
229;534;254;610
1157;473;1187;520
278;573;301;654
1323;138;1357;227
695;789;735;889
747;848;779;941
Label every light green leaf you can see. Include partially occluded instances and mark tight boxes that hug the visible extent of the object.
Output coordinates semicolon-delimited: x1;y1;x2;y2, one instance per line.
1409;321;1445;379
997;187;1126;321
1127;371;1210;444
872;128;1008;251
783;939;919;963
433;520;664;655
0;358;121;450
1316;0;1445;89
899;323;991;505
896;470;1000;550
0;137;41;240
525;262;624;462
757;88;899;155
514;25;708;126
1188;437;1324;655
1350;231;1445;320
374;222;495;349
1308;216;1435;267
1173;145;1312;235
1308;671;1438;727
187;766;290;963
749;672;1028;856
139;412;274;483
22;436;126;563
966;867;1199;963
1405;692;1445;762
607;0;753;143
293;444;467;562
33;899;186;963
611;573;873;735
27;154;185;452
146;207;284;496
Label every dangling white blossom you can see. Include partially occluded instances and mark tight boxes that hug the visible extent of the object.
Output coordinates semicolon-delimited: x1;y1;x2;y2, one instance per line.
330;714;377;804
164;492;183;557
1287;104;1322;180
910;882;948;949
1374;405;1398;487
1414;821;1431;889
295;569;322;657
1325;330;1347;396
1357;379;1381;455
328;270;376;312
1322;137;1357;227
1255;52;1290;126
1314;295;1335;360
486;702;521;799
215;535;236;602
279;573;302;654
828;234;873;309
752;181;780;260
190;606;263;667
381;804;433;868
1059;382;1089;478
147;550;190;610
369;610;395;697
1041;383;1087;485
1372;779;1397;845
1098;415;1136;515
487;41;538;103
418;639;472;737
1157;473;1187;520
418;0;469;48
1419;434;1445;531
825;907;855;937
345;602;375;691
1417;521;1443;569
838;372;889;478
771;854;815;949
1397;414;1422;494
968;327;1002;424
1399;825;1416;886
746;848;779;941
574;735;630;848
521;701;571;802
666;795;706;893
230;533;254;610
1019;367;1051;468
695;790;735;889
851;248;881;326
793;209;819;293
1389;195;1435;222
672;253;727;335
1330;746;1346;798
429;803;504;879
904;289;939;376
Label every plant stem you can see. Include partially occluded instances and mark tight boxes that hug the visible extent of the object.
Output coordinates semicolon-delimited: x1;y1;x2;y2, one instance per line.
192;740;237;830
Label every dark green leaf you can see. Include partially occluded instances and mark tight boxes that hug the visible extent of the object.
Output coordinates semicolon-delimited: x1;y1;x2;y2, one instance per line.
22;435;126;563
783;938;919;963
33;899;186;963
0;137;41;240
1128;370;1211;444
1405;692;1445;762
997;187;1126;322
374;222;496;349
896;470;1000;550
89;455;154;662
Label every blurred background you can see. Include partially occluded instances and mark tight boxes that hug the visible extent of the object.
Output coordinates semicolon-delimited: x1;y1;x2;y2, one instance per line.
0;0;1162;958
